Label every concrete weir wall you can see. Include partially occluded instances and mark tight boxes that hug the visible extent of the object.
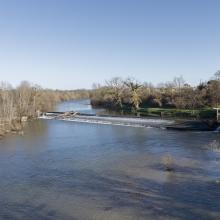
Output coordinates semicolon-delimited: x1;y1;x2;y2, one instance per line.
39;112;220;131
71;115;174;128
40;112;174;128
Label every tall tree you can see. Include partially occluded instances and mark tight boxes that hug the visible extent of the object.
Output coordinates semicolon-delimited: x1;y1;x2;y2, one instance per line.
124;78;142;110
106;77;124;108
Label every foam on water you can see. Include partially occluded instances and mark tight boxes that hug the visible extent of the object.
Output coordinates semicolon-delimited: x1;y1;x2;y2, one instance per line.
61;118;150;128
39;115;173;129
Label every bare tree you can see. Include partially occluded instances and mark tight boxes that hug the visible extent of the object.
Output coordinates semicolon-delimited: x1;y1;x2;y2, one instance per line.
106;77;124;108
124;78;142;110
208;80;220;107
214;70;220;81
173;76;185;94
0;82;15;123
0;81;88;136
16;81;34;119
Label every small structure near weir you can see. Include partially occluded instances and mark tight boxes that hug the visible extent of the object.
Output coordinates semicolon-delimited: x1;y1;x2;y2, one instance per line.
213;108;220;121
213;108;220;132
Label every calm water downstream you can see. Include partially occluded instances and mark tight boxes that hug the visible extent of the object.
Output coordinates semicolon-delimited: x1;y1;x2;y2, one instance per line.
0;100;220;220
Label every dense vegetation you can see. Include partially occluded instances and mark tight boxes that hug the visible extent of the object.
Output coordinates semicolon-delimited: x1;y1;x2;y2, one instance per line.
0;81;89;136
90;71;220;119
1;71;220;137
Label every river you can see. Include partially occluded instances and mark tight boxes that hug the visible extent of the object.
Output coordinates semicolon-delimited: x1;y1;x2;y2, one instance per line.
0;99;220;220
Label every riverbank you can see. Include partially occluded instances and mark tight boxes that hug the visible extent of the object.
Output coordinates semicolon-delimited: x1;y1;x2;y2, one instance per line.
0;119;26;139
138;107;216;119
92;104;217;119
166;120;220;131
0;81;90;139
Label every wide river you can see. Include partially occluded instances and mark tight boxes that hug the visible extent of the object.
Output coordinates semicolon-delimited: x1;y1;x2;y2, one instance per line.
0;100;220;220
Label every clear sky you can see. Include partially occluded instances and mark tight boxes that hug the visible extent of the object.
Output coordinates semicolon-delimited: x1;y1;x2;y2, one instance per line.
0;0;219;89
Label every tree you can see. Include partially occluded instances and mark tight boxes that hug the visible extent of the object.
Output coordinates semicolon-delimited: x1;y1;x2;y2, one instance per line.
214;70;220;81
173;76;185;94
207;80;220;107
124;78;142;110
16;81;34;119
172;76;186;108
106;77;124;108
0;82;15;124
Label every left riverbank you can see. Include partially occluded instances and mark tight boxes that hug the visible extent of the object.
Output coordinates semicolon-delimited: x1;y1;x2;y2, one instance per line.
0;119;25;138
0;81;89;139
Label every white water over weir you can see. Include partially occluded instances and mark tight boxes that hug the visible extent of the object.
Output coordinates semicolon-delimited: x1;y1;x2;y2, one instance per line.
39;112;174;128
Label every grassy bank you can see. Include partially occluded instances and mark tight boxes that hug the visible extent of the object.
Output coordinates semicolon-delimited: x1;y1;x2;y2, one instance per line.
109;105;217;119
90;75;220;120
137;107;216;119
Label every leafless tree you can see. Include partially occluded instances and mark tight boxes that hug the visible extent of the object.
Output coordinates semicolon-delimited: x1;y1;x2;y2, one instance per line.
124;78;142;110
214;70;220;81
106;77;124;108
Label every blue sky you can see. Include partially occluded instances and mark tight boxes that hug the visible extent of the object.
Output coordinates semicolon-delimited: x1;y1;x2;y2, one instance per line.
0;0;219;89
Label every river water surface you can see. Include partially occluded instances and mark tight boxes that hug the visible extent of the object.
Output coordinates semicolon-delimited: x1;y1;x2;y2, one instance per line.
0;100;220;220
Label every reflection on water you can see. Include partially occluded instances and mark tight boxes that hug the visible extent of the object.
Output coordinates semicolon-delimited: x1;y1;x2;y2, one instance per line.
56;99;104;115
0;100;220;220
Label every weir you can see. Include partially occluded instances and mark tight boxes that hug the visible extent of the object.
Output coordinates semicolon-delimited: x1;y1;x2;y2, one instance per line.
40;111;174;128
39;111;220;131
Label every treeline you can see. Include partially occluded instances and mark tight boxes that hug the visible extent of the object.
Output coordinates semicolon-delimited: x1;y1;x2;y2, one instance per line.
90;71;220;115
0;81;89;136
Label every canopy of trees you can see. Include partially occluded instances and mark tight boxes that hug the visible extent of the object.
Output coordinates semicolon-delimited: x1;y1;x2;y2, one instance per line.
0;81;89;136
90;72;220;112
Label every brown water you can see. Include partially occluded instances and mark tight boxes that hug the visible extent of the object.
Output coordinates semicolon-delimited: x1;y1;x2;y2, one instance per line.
0;100;220;220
